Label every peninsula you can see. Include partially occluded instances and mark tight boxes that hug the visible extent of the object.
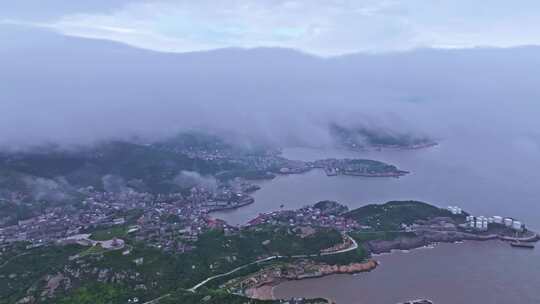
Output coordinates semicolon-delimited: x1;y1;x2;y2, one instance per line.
2;199;536;304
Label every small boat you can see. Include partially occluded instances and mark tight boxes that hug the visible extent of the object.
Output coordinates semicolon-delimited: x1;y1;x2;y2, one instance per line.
510;242;535;249
398;300;433;304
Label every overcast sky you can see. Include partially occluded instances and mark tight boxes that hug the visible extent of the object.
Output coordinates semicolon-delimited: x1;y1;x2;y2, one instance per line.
2;0;540;56
1;1;539;154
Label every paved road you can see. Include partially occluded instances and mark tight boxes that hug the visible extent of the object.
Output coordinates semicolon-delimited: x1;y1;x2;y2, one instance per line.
142;294;171;304
188;255;281;292
188;234;358;292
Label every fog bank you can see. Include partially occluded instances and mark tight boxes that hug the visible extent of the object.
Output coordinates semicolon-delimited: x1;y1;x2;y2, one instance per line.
2;25;540;153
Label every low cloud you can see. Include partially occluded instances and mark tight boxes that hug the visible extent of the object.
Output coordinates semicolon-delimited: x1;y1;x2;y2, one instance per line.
102;175;132;193
174;171;218;192
0;26;539;156
23;176;74;201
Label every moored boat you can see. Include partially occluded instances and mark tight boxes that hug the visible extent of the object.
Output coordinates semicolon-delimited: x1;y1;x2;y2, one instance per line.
510;241;535;249
398;299;433;304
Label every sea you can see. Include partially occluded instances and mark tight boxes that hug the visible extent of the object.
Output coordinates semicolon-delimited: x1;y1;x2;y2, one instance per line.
211;137;540;303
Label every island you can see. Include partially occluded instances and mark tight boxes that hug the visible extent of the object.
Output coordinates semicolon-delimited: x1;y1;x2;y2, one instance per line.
2;132;534;304
1;199;536;304
278;158;409;178
329;123;438;151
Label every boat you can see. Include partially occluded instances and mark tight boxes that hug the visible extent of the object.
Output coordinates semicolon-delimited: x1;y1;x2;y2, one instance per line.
398;300;433;304
510;241;535;249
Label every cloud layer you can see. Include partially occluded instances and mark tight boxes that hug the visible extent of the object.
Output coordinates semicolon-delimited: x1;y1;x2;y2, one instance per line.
1;26;540;152
3;1;540;55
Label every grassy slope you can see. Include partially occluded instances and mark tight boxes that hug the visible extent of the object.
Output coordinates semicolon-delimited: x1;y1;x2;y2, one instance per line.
1;227;343;304
345;200;452;231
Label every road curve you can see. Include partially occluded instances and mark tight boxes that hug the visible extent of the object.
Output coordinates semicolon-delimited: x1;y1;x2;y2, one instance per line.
189;234;358;292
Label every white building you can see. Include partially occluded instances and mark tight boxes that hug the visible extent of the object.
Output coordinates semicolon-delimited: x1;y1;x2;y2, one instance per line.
447;206;463;215
466;216;475;228
493;216;503;224
466;215;489;231
504;218;513;227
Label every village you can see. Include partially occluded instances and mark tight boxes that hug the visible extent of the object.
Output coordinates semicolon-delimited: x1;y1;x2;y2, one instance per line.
0;182;257;253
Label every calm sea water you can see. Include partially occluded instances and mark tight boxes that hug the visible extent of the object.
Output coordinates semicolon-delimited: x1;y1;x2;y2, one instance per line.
214;141;540;231
211;139;540;303
274;241;540;304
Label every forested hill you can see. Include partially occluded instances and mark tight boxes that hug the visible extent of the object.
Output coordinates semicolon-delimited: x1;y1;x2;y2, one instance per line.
0;133;264;198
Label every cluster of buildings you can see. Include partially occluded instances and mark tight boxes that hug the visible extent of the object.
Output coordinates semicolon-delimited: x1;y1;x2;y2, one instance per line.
159;141;288;175
447;206;463;215
465;215;524;232
247;203;359;232
0;181;258;253
445;205;525;233
446;205;526;233
311;158;405;177
447;206;525;232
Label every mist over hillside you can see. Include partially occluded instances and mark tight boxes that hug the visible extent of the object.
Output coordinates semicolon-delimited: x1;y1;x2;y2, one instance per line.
3;2;540;304
2;25;540;151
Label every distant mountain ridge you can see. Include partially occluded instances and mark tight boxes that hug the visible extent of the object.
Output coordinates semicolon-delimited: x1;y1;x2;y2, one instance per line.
329;123;436;150
2;25;540;149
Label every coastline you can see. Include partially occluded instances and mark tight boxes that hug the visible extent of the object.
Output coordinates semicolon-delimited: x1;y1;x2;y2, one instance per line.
345;142;439;152
341;170;409;178
364;230;539;255
272;238;540;304
278;167;409;178
262;232;539;302
206;197;255;212
244;260;378;301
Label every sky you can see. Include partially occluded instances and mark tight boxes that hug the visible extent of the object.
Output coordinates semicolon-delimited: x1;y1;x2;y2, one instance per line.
2;0;540;56
0;0;539;153
1;25;539;150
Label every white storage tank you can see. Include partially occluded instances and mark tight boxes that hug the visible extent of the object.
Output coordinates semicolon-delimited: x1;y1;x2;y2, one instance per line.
493;216;503;224
482;221;488;230
504;218;513;227
488;217;494;223
512;221;523;231
448;206;463;215
475;221;483;229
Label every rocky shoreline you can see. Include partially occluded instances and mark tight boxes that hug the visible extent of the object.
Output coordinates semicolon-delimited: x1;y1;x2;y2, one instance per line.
364;231;491;254
243;260;378;301
342;170;410;178
364;230;539;254
292;260;378;280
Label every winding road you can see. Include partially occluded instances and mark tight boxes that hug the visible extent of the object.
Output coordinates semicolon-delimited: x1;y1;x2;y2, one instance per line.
141;234;359;303
188;234;358;292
